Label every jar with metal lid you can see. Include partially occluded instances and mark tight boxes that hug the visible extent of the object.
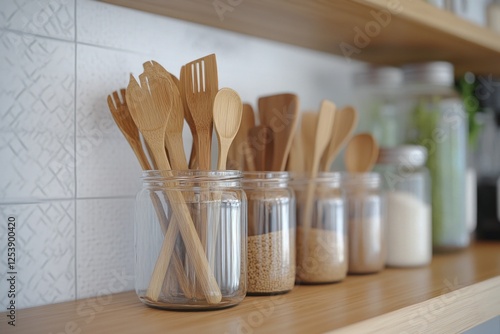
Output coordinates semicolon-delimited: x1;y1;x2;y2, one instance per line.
402;61;469;252
135;170;247;310
343;172;386;274
375;146;432;267
292;173;347;284
242;172;296;295
353;66;407;147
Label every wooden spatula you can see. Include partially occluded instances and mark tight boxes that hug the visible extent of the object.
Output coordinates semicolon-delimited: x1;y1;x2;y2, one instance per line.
143;61;188;170
301;100;336;232
248;125;273;172
183;54;218;170
228;103;255;170
258;93;299;171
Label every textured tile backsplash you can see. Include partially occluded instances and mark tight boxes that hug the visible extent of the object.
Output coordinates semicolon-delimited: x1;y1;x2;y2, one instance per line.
0;0;360;309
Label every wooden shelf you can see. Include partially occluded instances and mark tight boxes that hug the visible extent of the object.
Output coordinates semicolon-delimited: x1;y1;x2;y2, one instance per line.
101;0;500;75
2;241;500;333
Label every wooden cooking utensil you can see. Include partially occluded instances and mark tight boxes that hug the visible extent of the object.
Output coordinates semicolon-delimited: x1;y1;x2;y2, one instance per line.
344;133;379;173
107;89;192;299
228;103;255;171
126;72;221;304
107;89;150;170
179;65;198;169
183;54;218;170
300;111;318;174
301;100;337;231
248;125;273;172
258;93;299;171
143;61;188;170
320;105;359;172
213;88;243;170
286;121;304;173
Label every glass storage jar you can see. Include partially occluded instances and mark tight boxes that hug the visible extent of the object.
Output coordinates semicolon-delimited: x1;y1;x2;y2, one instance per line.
353;66;407;147
375;146;432;267
343;173;386;274
135;170;247;310
243;172;295;295
402;61;469;252
292;173;347;284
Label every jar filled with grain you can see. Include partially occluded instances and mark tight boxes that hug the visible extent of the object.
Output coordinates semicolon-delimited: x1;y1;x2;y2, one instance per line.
292;172;348;284
343;172;386;274
135;170;247;310
242;172;296;295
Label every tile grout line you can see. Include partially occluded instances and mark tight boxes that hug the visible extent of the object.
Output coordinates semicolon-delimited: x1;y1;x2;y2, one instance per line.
74;0;78;303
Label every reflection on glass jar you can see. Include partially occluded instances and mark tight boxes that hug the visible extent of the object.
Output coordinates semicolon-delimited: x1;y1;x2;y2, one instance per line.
343;172;386;274
243;172;295;295
292;173;347;284
135;170;247;310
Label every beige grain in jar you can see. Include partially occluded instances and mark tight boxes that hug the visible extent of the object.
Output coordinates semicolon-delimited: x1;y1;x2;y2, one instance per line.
292;173;348;284
243;172;296;295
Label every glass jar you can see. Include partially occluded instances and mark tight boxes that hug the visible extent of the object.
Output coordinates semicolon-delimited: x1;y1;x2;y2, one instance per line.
242;172;295;295
135;170;247;310
402;62;469;252
353;66;407;147
343;173;386;274
292;173;347;284
375;146;432;267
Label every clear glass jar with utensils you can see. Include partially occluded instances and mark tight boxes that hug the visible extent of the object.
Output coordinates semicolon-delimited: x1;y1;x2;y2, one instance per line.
402;61;469;252
292;172;348;284
375;146;432;267
343;173;386;274
135;170;247;310
242;172;296;295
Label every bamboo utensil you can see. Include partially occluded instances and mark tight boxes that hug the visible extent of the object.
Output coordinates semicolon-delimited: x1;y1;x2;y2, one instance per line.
248;125;272;172
179;65;199;170
126;71;222;304
301;100;337;232
213;88;243;170
344;133;379;173
287;123;305;173
258;93;299;171
228;103;255;170
143;61;188;170
183;54;218;170
107;88;193;299
320;106;359;172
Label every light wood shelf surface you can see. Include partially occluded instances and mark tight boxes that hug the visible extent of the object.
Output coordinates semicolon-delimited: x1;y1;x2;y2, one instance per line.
2;241;500;333
101;0;500;75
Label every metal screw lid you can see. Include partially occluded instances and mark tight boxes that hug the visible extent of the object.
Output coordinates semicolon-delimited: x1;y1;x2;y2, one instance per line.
402;61;454;87
353;66;403;86
377;145;428;167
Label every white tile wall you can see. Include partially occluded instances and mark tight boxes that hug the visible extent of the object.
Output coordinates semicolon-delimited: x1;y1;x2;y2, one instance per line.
0;0;362;309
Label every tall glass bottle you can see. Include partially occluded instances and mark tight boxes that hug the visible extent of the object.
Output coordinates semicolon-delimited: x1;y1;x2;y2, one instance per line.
402;62;469;252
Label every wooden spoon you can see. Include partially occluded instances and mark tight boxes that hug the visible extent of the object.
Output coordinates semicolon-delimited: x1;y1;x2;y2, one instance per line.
344;133;379;173
213;88;243;170
126;72;222;304
258;93;299;171
320;106;359;172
